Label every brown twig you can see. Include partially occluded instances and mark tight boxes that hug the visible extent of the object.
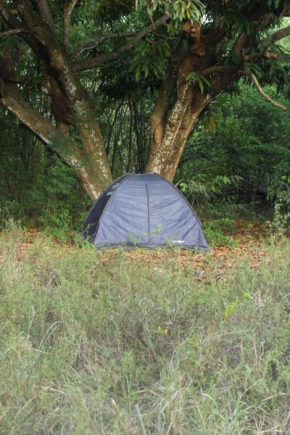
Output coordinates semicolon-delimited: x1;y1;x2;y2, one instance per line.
249;72;287;112
0;28;24;37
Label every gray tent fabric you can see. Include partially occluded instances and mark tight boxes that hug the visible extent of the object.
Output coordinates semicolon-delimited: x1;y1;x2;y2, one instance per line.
83;174;208;250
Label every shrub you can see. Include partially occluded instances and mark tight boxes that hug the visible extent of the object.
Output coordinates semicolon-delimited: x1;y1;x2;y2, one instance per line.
268;176;290;234
203;218;237;246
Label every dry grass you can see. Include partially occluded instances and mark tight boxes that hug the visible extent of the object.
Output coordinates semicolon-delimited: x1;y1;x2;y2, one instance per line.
0;226;289;434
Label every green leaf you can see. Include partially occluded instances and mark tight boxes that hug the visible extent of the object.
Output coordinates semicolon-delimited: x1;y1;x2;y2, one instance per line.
197;76;204;93
186;71;197;81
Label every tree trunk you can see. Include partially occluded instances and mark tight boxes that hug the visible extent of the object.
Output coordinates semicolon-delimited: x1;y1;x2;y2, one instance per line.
145;59;236;181
146;89;212;181
145;24;237;182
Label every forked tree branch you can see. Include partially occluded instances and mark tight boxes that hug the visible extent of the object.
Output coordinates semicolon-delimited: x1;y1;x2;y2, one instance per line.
249;72;287;111
232;14;274;59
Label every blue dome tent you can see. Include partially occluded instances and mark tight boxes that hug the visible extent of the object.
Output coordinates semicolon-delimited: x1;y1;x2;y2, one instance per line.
83;173;208;250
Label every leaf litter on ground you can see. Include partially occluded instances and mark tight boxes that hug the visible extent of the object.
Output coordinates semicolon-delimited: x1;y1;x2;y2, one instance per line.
0;221;270;282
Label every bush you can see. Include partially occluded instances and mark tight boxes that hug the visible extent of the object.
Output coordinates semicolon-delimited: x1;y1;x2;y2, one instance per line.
268;176;290;234
203;218;237;246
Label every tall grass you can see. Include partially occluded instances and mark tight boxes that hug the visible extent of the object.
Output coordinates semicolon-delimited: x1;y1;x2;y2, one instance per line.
0;228;289;434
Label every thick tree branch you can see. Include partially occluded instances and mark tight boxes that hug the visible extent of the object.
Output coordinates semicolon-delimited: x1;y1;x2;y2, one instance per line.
34;0;56;33
0;45;22;83
63;0;78;52
6;0;86;108
199;65;239;77
232;33;247;58
243;51;279;62
249;72;287;111
264;25;290;45
231;13;274;59
73;13;171;72
0;82;81;163
227;15;281;66
0;2;41;57
0;79;110;199
150;39;187;148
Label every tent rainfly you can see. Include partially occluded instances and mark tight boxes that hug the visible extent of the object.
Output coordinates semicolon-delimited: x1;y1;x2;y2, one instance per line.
83;173;208;250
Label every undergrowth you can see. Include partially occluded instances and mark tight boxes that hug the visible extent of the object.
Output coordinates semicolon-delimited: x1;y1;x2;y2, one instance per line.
0;229;289;434
203;218;237;247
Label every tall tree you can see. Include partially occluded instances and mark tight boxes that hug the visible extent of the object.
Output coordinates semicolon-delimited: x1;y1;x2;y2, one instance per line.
0;0;290;198
145;0;290;180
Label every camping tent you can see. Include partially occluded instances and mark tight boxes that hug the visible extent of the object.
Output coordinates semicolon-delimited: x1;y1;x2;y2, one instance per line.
83;173;208;250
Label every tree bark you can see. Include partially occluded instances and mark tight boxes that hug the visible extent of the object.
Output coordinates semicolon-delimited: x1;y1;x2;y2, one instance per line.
145;89;212;180
145;25;239;181
145;62;240;180
0;0;112;200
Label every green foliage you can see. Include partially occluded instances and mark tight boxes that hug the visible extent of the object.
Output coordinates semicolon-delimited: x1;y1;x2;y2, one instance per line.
203;218;237;246
180;174;243;217
0;115;90;233
1;1;290;230
0;231;290;432
223;291;251;321
95;0;133;20
179;85;290;219
129;40;171;80
148;0;204;22
268;175;290;233
0;201;24;226
186;71;211;94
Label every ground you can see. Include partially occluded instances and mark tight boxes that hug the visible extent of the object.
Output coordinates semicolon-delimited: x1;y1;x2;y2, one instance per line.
0;221;289;434
0;220;269;274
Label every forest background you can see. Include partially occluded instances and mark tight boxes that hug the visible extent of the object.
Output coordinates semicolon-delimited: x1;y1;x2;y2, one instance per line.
1;0;290;242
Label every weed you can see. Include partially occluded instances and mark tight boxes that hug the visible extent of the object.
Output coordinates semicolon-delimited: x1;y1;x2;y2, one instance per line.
0;233;289;433
203;218;237;247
